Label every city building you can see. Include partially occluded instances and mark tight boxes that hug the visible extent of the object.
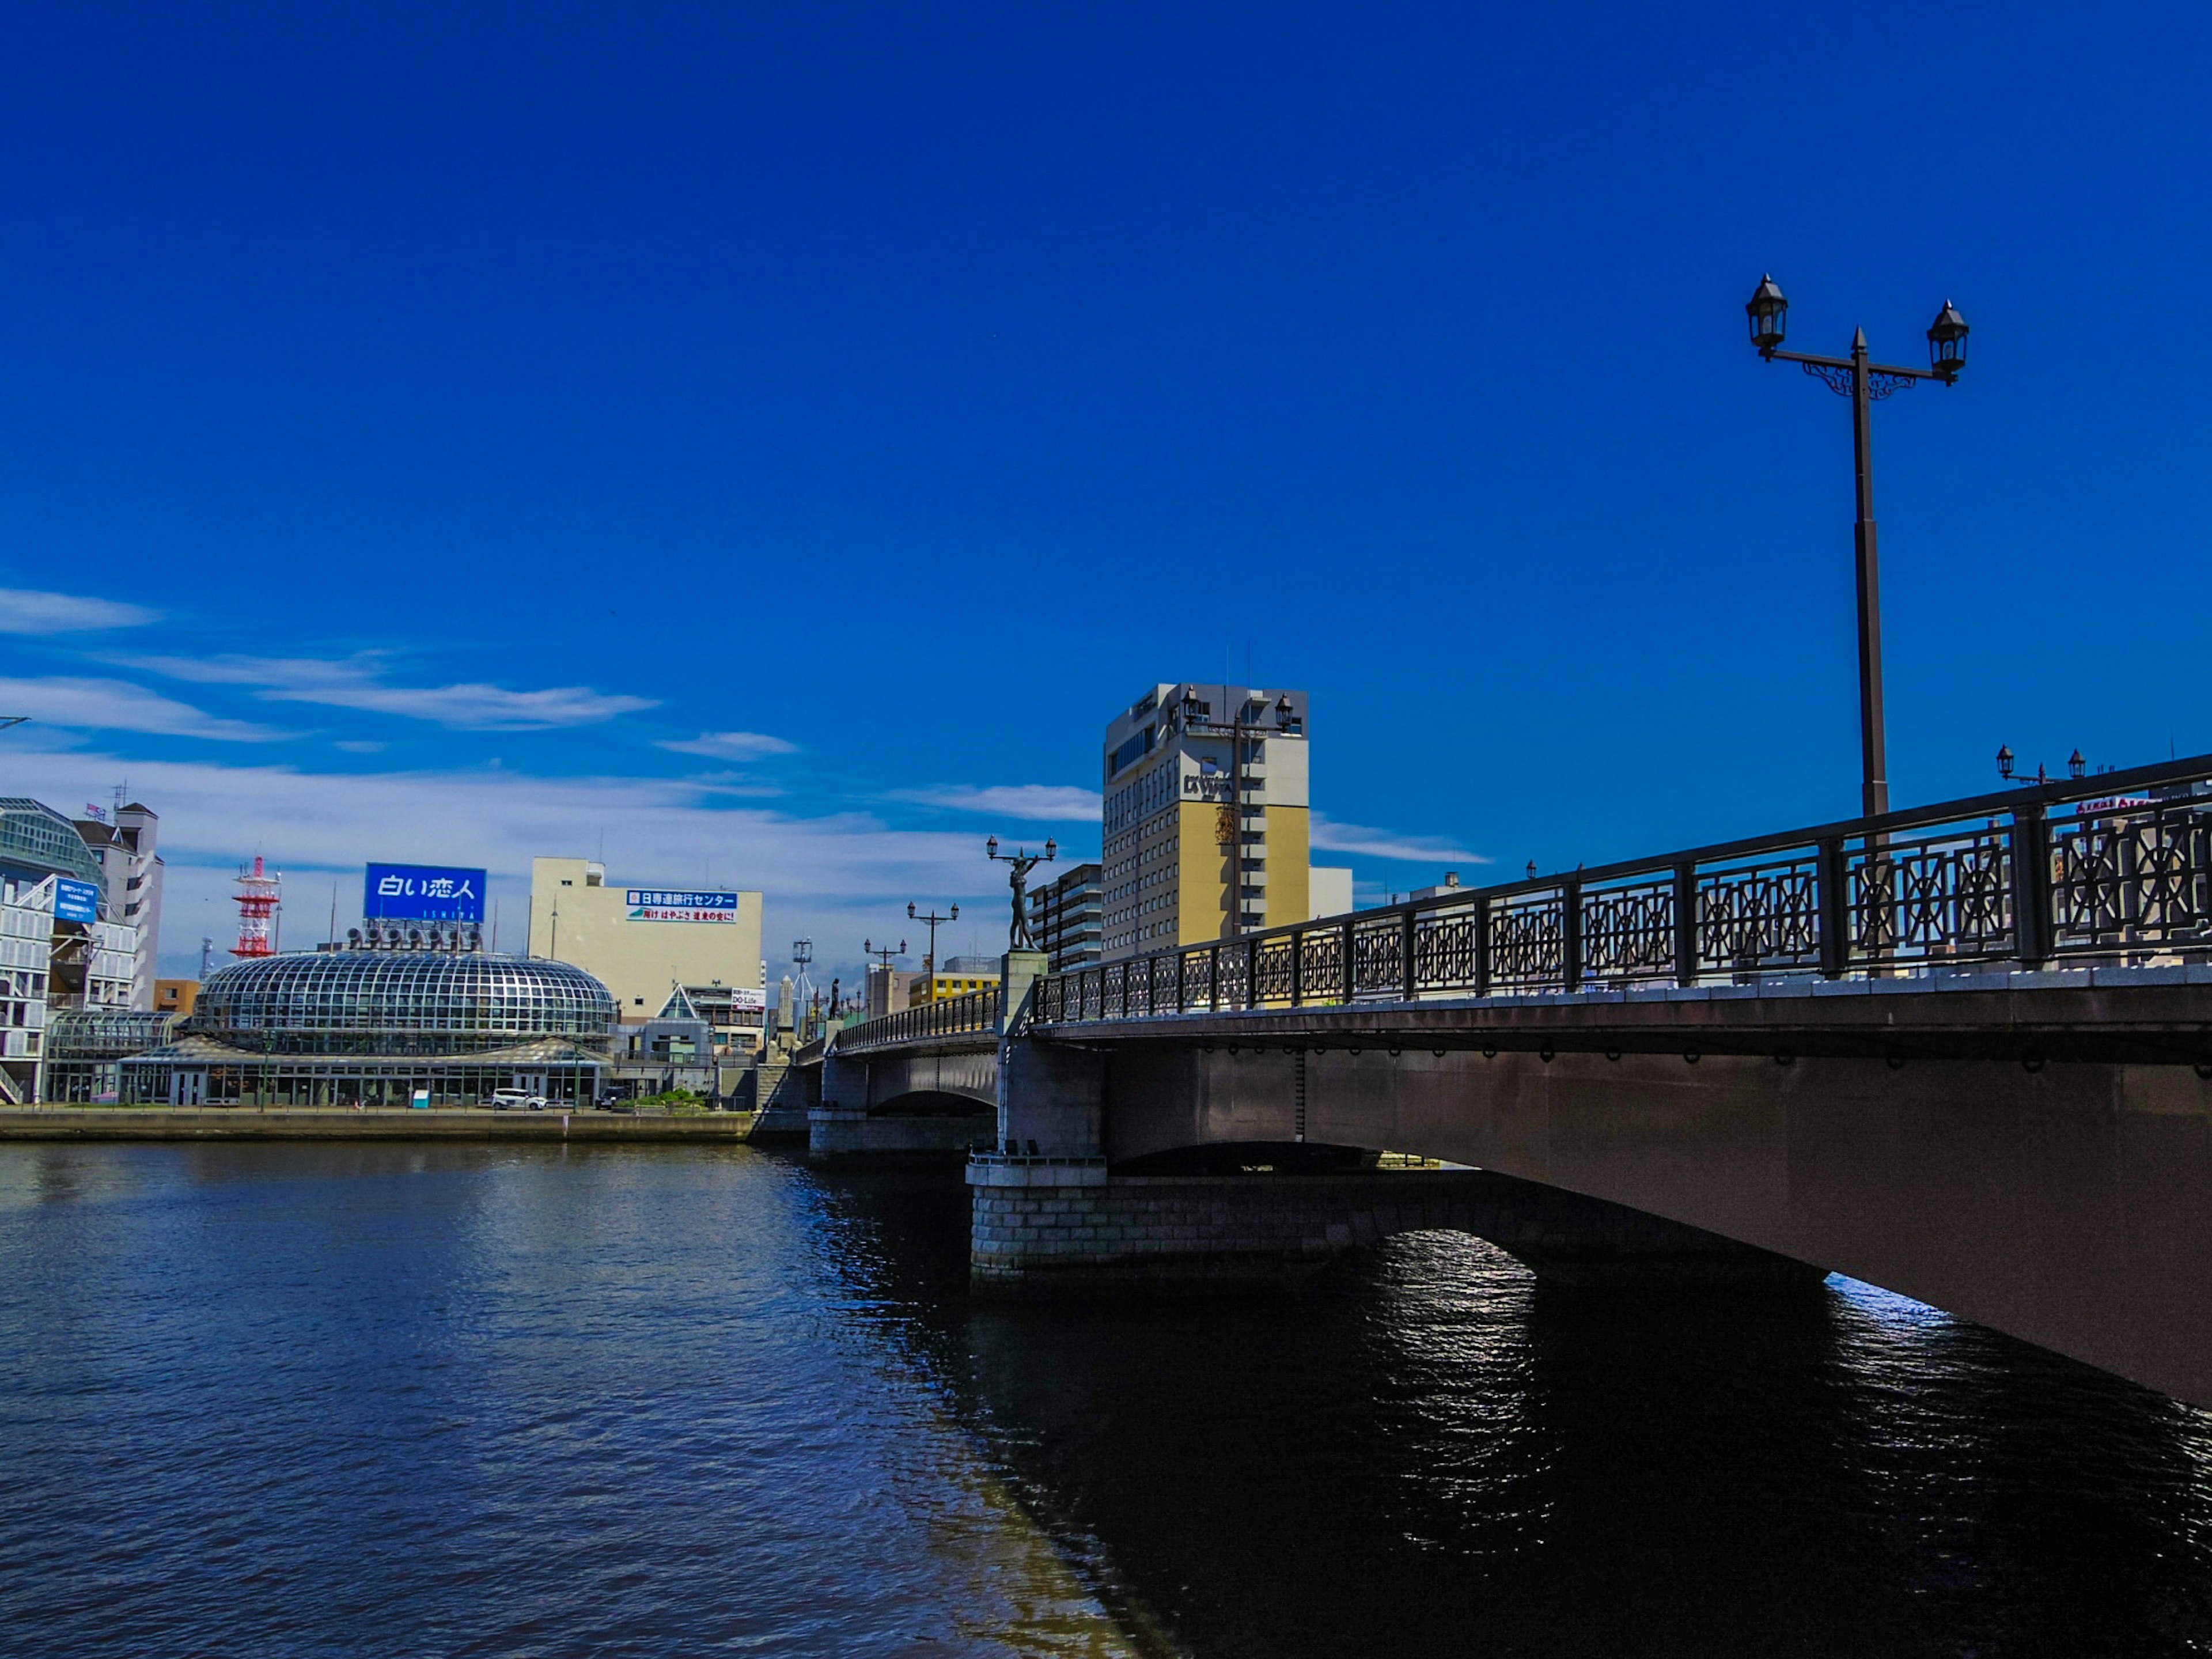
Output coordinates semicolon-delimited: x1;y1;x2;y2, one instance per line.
528;858;766;1051
608;985;722;1098
42;1009;178;1103
153;978;199;1016
119;947;616;1106
0;798;140;1099
1100;684;1313;960
1310;865;1355;919
1027;861;1104;971
908;955;1002;1005
73;802;162;1008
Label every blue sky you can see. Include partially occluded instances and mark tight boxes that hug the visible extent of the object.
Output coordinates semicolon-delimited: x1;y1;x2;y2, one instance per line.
1;3;2207;982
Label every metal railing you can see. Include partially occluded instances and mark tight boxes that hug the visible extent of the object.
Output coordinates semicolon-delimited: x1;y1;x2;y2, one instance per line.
1032;754;2212;1027
832;984;1003;1053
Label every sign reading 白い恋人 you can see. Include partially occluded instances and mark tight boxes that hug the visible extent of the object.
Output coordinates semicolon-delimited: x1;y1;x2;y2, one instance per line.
365;863;487;923
54;878;100;925
626;888;740;923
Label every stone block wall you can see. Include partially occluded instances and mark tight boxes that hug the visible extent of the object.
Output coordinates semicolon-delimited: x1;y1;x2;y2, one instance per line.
968;1158;1817;1295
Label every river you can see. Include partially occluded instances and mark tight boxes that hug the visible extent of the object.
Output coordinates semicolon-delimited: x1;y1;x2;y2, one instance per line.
2;1142;2209;1656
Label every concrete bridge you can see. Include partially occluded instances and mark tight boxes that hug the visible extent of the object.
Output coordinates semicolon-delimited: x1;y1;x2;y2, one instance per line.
812;756;2212;1408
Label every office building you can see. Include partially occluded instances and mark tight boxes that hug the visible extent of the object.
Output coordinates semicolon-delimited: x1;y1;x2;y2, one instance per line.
73;802;163;1009
528;858;766;1050
1027;861;1104;972
1100;684;1312;960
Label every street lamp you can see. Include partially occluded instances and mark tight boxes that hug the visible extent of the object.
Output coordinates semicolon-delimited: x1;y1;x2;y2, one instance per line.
1747;275;1971;819
907;900;957;986
986;835;1056;952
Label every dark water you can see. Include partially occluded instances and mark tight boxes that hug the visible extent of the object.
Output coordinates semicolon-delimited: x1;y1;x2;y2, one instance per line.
3;1146;2210;1657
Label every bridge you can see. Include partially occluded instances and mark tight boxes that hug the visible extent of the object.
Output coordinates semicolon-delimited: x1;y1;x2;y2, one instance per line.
809;753;2212;1408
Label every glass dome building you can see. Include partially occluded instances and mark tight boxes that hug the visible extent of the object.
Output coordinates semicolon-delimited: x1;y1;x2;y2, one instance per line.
119;950;616;1107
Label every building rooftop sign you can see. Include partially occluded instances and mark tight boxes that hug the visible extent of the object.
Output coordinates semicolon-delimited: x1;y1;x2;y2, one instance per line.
365;862;487;923
626;889;740;924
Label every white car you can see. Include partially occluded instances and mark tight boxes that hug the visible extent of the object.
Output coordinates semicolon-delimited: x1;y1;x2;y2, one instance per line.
488;1089;547;1112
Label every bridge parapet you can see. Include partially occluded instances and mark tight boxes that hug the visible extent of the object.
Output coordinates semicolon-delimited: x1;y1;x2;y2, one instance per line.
1036;753;2212;1027
834;985;1002;1054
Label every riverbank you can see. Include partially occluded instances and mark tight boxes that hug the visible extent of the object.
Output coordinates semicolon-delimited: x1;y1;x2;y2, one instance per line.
0;1106;760;1141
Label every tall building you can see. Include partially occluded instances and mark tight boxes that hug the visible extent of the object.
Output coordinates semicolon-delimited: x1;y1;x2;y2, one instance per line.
1100;684;1311;961
528;858;767;1052
74;802;162;1009
1027;861;1104;971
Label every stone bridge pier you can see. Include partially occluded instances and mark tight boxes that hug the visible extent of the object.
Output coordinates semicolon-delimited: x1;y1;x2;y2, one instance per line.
807;1039;998;1166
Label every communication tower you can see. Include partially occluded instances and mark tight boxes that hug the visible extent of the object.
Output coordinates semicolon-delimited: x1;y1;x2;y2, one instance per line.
232;855;282;958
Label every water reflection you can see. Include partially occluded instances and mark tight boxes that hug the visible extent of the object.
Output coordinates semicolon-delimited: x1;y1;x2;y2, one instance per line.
8;1145;2212;1658
812;1183;2212;1659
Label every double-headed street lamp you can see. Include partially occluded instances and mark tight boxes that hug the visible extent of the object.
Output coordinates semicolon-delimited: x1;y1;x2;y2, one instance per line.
907;900;957;981
1746;275;1970;819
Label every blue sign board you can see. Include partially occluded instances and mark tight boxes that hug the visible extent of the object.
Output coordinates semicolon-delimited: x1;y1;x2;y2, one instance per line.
626;888;740;923
365;863;487;923
54;878;100;925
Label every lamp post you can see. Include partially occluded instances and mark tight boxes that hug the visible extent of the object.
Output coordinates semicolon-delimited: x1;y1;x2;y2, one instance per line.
907;901;957;989
985;835;1056;952
1747;276;1970;819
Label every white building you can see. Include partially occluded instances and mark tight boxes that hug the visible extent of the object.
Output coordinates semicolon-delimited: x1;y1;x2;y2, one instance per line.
74;802;163;1010
528;858;767;1054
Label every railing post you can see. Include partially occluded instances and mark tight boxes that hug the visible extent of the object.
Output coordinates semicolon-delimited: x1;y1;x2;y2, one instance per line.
1400;907;1417;1001
1817;837;1847;978
2013;805;2052;967
1210;944;1221;1012
1672;863;1697;987
1561;879;1583;993
1341;915;1356;1004
1175;948;1186;1013
1290;929;1304;1007
1474;893;1491;998
1245;935;1260;1009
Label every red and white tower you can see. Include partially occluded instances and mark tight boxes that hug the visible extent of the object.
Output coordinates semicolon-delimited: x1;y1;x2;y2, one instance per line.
232;855;282;958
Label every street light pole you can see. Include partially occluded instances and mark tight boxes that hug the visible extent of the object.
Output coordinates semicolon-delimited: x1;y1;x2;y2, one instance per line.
907;902;957;988
1747;276;1970;819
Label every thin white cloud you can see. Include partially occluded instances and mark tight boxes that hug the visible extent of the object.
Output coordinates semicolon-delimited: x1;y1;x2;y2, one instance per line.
1310;812;1486;863
5;750;1032;980
887;783;1104;821
0;587;160;634
656;730;799;760
0;676;290;743
114;653;656;731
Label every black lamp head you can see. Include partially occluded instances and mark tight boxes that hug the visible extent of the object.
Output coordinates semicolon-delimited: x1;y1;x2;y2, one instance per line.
1747;274;1789;354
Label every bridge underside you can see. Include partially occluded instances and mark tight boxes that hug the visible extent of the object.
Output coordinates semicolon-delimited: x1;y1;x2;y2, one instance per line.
1058;1041;2212;1406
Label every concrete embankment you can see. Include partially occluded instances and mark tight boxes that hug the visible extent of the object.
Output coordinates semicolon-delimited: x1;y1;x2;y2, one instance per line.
0;1107;761;1142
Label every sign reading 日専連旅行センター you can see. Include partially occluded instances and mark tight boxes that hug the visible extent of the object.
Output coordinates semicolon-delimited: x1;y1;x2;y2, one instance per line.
365;863;487;923
626;888;740;923
54;878;100;925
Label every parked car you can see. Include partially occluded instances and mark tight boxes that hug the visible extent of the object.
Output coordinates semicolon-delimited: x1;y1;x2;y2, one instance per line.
487;1089;547;1112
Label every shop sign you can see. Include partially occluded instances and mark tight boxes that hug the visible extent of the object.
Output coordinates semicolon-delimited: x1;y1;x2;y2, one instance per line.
54;878;100;925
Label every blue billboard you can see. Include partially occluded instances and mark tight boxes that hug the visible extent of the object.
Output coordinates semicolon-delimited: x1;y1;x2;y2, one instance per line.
54;878;100;925
365;863;487;923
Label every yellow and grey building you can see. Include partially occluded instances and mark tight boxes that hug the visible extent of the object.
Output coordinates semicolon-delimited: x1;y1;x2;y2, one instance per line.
1101;683;1315;960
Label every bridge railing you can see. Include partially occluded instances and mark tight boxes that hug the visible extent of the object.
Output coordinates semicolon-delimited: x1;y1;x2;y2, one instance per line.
831;984;1005;1053
1033;753;2212;1025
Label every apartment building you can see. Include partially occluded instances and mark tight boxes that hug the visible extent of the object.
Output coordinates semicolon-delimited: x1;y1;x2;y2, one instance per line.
1027;861;1104;971
1100;683;1312;960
